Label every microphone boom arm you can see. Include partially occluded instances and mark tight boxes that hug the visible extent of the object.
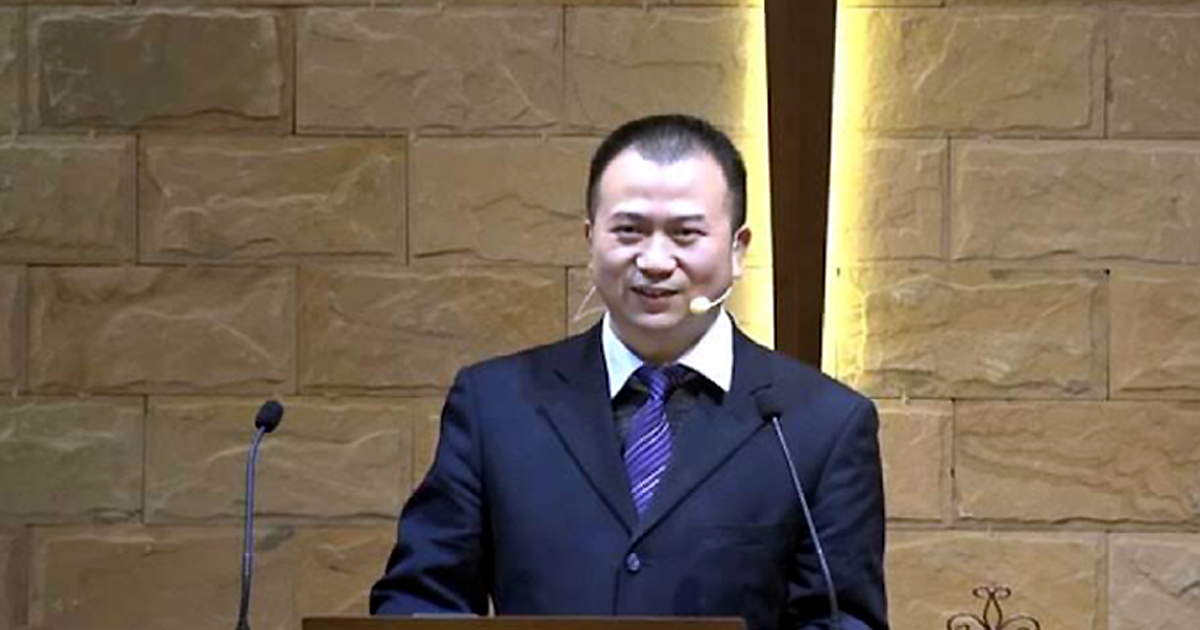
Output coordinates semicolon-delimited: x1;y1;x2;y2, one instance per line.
236;426;267;630
765;407;842;630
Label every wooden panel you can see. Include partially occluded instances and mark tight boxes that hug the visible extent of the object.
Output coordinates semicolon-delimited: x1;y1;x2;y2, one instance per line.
764;0;838;366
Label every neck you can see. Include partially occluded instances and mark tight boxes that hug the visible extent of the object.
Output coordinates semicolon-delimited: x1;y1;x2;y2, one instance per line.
613;310;719;365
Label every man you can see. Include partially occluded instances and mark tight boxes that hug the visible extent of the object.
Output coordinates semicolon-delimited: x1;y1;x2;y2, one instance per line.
370;115;887;630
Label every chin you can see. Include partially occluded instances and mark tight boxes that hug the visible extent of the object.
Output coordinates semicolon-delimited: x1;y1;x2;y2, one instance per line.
632;318;684;333
628;311;697;334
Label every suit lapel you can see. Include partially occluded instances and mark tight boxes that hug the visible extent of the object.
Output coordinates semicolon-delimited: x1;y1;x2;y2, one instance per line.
632;329;776;541
537;326;639;533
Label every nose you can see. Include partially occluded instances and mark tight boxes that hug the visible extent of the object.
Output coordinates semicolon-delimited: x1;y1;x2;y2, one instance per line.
635;234;677;278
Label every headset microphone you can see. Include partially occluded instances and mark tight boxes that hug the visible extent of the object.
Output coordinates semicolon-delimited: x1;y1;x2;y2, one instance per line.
688;285;734;315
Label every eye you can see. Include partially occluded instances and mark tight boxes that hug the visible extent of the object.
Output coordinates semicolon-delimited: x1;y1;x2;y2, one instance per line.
674;227;704;241
614;220;649;233
611;224;643;242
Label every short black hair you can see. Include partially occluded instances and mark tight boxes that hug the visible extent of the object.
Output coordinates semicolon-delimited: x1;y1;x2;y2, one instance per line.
586;114;747;231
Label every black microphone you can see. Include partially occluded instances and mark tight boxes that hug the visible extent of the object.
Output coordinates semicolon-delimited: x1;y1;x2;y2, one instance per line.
756;391;841;630
236;400;285;630
255;400;283;433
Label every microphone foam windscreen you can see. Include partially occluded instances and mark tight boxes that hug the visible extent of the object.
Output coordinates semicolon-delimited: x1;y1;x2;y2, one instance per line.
255;400;284;433
754;390;783;421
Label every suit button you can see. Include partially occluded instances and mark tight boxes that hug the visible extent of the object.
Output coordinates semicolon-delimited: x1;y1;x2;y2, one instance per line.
625;553;641;573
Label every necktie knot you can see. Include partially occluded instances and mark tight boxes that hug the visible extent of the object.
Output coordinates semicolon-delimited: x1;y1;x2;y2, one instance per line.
634;364;687;401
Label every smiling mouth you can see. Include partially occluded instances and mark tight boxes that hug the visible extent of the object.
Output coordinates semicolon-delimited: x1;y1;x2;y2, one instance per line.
632;286;679;299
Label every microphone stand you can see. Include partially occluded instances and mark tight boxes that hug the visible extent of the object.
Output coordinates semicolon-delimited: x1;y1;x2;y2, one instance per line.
236;426;268;630
236;401;283;630
758;393;842;630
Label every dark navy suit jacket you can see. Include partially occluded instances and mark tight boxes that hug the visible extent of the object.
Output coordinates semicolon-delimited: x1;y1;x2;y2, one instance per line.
370;325;887;630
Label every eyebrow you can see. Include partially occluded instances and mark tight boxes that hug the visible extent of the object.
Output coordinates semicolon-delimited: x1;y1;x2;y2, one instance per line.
608;210;708;223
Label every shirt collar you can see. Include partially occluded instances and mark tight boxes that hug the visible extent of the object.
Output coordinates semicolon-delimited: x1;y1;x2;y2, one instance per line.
601;310;734;399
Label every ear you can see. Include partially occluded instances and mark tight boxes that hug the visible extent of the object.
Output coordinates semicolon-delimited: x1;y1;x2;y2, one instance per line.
584;220;595;270
731;226;751;279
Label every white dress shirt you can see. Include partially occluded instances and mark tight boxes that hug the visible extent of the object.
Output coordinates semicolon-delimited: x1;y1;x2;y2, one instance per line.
601;310;734;398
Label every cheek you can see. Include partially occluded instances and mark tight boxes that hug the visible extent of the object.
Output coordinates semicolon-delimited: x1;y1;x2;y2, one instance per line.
682;249;731;279
589;254;627;291
592;244;635;274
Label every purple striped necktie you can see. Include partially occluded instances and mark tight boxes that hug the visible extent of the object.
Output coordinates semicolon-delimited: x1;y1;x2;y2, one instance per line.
625;364;686;517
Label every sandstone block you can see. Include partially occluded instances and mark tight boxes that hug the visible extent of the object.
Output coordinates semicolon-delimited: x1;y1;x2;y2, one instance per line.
12;0;132;4
145;397;416;522
877;400;948;521
154;0;660;4
1113;270;1200;399
567;8;760;131
954;141;1200;263
946;0;1112;4
834;269;1107;399
840;9;1100;134
409;397;447;487
141;136;404;263
296;527;395;618
844;0;937;6
30;525;297;630
675;0;760;6
31;9;291;131
0;397;142;523
300;266;564;394
567;267;603;337
412;138;592;265
0;10;17;132
834;139;944;263
0;137;136;263
29;267;295;394
887;531;1101;630
956;401;1200;523
298;8;560;132
0;529;27;629
1112;11;1200;136
1110;534;1200;630
0;267;23;393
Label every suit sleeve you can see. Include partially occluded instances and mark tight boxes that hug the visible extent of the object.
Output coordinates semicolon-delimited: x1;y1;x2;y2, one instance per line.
788;397;888;630
370;368;492;616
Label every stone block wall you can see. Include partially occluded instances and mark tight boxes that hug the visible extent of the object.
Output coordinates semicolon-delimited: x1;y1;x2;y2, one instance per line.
2;0;1196;629
0;1;774;629
831;1;1200;628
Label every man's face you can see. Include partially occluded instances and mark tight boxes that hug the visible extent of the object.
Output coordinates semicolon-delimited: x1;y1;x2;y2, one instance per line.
586;148;750;362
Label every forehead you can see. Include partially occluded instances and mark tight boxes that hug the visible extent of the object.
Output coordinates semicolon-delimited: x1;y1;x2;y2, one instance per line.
595;148;730;220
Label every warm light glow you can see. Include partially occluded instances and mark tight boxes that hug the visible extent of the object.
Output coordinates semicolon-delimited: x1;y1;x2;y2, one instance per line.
727;5;775;349
822;7;869;373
